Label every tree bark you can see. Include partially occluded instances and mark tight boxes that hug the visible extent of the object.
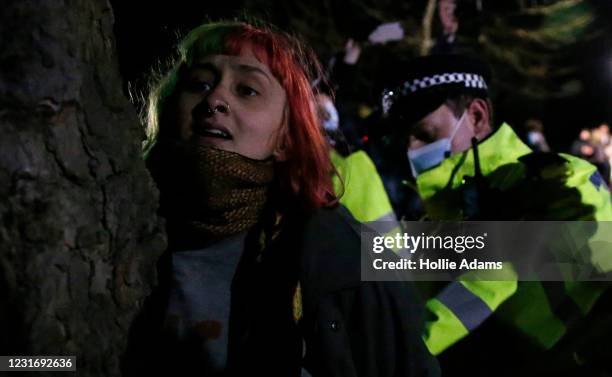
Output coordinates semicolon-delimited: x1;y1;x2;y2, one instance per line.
0;0;166;376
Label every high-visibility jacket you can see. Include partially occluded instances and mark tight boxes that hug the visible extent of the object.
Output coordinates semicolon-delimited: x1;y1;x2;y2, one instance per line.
415;123;612;355
331;149;400;236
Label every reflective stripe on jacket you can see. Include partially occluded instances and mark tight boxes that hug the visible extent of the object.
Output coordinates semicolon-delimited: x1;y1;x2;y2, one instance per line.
415;123;612;354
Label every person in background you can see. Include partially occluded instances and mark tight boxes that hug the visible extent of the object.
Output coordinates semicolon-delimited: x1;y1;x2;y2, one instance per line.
591;123;611;184
571;127;610;187
597;122;610;148
570;128;594;159
431;0;460;54
524;118;551;152
123;21;439;377
601;123;612;184
315;90;400;236
324;23;406;152
383;53;612;377
323;38;366;151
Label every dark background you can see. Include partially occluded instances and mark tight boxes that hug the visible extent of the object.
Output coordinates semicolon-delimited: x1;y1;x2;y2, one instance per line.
109;0;612;151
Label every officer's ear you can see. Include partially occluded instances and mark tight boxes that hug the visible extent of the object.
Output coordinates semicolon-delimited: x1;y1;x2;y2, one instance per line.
468;98;491;140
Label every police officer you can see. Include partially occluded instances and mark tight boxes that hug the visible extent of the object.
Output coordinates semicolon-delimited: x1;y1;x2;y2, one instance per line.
315;91;401;234
383;54;612;376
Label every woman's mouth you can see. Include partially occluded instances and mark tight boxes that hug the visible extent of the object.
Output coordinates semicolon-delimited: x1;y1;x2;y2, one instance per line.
193;123;233;140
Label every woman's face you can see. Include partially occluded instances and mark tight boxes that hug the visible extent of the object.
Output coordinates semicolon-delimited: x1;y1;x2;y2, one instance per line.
173;47;287;160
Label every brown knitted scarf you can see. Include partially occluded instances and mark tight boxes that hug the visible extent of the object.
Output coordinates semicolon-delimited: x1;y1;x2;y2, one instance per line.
152;143;275;248
186;145;274;239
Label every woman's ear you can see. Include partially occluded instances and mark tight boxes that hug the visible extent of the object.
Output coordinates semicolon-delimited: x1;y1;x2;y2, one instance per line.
272;106;290;161
468;98;492;140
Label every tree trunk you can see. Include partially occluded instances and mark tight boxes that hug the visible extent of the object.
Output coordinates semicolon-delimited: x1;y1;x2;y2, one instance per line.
421;0;438;56
0;0;166;376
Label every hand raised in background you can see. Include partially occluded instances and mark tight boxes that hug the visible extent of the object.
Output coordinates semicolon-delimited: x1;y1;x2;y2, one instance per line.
343;38;362;65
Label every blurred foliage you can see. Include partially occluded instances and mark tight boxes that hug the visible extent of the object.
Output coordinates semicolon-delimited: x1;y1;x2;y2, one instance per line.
238;0;607;104
111;0;611;147
482;0;603;99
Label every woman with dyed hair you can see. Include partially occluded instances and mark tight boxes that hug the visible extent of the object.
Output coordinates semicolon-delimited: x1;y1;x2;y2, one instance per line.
126;21;438;377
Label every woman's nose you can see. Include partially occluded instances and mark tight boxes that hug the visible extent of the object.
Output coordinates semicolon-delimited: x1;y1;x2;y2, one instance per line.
210;100;230;115
203;86;231;116
193;94;231;118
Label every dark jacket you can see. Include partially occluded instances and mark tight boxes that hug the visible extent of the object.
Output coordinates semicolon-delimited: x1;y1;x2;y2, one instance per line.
122;205;439;377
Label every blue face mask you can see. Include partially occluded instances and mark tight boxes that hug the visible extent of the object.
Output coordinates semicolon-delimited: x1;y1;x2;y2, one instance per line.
321;99;340;132
407;111;467;177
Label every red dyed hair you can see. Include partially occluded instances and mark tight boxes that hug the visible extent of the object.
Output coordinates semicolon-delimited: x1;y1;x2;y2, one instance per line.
226;25;335;210
150;22;336;210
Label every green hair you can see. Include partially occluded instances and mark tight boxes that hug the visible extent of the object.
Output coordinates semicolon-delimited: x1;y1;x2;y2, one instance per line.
144;22;244;155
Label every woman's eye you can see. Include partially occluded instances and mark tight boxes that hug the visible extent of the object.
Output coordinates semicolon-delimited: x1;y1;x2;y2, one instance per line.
185;80;212;92
237;85;259;97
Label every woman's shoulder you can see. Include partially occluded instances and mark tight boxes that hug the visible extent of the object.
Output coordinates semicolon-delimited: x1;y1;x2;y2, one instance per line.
294;204;363;293
300;204;362;254
304;204;360;233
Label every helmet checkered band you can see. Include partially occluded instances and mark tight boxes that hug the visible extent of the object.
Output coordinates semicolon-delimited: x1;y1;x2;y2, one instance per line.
401;72;488;95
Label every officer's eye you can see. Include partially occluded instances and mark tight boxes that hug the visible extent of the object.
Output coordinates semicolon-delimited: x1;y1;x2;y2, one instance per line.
412;128;434;144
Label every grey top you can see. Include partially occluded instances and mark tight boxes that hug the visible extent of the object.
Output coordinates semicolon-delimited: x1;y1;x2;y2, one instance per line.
165;231;247;374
